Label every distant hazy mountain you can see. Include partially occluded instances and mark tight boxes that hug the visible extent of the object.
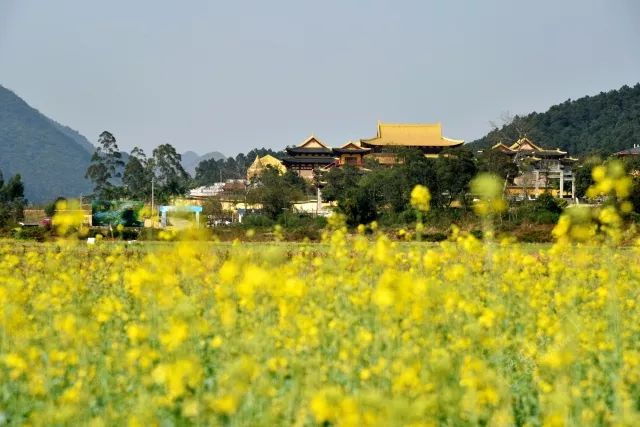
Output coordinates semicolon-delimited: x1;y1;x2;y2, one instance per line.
47;118;95;154
0;84;93;203
181;150;226;175
470;83;640;156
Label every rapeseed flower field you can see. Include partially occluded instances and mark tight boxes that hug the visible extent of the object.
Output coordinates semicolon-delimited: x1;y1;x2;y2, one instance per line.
2;165;640;426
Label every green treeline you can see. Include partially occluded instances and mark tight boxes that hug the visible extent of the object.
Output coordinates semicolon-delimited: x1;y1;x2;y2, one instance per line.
322;149;477;226
193;148;285;186
86;133;285;204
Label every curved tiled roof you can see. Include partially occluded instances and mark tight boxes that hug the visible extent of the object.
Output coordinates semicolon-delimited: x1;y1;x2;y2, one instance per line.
361;122;464;148
614;146;640;156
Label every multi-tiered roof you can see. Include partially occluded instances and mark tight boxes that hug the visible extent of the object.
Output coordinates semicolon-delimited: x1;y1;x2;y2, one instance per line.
491;138;575;160
283;136;335;165
282;136;337;179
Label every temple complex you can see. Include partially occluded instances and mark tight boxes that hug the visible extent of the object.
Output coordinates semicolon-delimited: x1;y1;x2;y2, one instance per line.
491;137;578;199
282;136;336;180
282;123;464;178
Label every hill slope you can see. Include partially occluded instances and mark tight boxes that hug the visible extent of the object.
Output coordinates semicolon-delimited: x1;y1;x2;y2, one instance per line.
0;85;93;203
47;118;95;153
471;83;640;156
181;150;226;176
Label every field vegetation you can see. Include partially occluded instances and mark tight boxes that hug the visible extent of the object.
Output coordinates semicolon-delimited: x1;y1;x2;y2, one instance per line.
1;164;640;426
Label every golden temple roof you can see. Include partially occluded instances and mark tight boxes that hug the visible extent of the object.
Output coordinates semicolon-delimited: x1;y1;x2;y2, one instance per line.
361;122;464;148
508;137;545;152
339;141;368;150
298;135;330;149
247;155;286;180
497;137;568;156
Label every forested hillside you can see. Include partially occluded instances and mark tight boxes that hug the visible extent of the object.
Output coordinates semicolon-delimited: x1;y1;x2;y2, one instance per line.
0;85;93;203
471;83;640;156
48;118;94;153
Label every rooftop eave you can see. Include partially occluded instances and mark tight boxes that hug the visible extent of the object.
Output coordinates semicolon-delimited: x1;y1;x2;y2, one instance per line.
333;148;371;154
360;138;464;147
442;137;465;145
286;147;333;155
491;143;514;151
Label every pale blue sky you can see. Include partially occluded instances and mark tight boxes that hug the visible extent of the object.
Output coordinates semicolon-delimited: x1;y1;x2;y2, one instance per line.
1;0;638;156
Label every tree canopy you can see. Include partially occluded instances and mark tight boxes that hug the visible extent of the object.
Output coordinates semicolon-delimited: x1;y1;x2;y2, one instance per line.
122;147;153;200
0;169;26;227
247;167;307;219
85;131;125;199
151;144;190;203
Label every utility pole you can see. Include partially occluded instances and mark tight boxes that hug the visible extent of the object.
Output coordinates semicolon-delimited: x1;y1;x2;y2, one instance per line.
151;176;155;227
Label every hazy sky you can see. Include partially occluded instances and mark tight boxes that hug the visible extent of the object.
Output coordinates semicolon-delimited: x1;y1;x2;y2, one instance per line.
1;0;639;157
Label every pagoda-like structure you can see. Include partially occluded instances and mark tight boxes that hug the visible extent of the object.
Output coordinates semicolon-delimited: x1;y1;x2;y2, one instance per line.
360;122;464;164
492;137;578;199
246;155;286;180
332;141;371;168
282;136;336;180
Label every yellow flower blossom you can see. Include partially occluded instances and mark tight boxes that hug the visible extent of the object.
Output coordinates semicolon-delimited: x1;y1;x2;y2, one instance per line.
410;185;431;212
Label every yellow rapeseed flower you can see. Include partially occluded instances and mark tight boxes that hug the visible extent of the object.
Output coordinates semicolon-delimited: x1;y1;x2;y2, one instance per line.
410;185;431;212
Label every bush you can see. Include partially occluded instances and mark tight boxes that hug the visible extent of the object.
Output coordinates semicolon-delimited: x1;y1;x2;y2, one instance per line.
277;212;326;229
511;193;564;224
511;224;555;243
119;228;141;240
242;214;275;228
422;231;447;242
627;212;640;223
14;226;49;242
424;208;471;227
81;226;141;241
470;229;483;240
